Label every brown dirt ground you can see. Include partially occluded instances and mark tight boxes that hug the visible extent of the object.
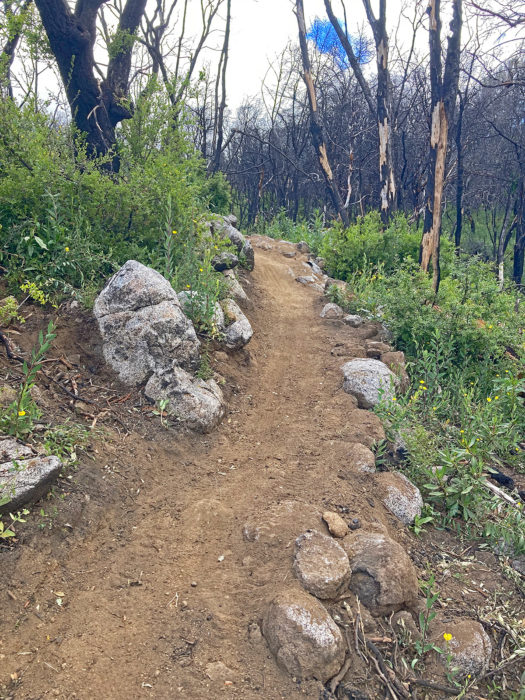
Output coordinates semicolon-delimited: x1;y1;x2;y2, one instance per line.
0;239;523;700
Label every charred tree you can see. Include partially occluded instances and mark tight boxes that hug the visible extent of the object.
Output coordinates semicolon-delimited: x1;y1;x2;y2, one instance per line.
420;0;462;293
324;0;396;222
34;0;148;169
210;0;231;173
296;0;349;225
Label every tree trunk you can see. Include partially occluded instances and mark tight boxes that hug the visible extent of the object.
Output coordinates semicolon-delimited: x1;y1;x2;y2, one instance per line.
296;0;349;226
454;92;464;251
1;0;32;99
324;0;396;222
420;0;462;294
210;0;231;173
34;0;147;170
512;175;525;286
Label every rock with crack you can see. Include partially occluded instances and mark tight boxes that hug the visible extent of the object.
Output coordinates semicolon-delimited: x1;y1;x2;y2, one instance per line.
262;588;346;681
341;358;397;408
222;270;249;303
320;303;344;319
94;260;200;386
222;299;253;350
0;453;62;513
293;529;351;599
342;531;418;617
145;367;224;433
433;619;492;677
376;472;423;525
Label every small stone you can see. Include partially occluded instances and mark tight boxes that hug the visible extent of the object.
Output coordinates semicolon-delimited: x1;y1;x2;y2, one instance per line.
348;518;361;531
212;251;239;271
343;315;364;328
296;275;315;285
343;531;418;617
365;341;392;359
433;619;492;677
320;303;344;319
392;611;421;642
222;299;253;350
377;472;423;525
350;443;376;474
0;385;17;408
341;359;397;408
191;581;197;587
296;241;310;254
205;661;235;681
262;588;345;681
248;623;263;642
282;251;296;258
322;511;349;538
293;529;351;599
0;455;62;513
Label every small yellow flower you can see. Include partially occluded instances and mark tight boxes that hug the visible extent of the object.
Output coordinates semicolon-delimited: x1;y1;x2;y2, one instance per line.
172;230;177;235
199;268;203;273
488;325;493;329
460;429;464;433
432;406;437;411
422;386;427;391
392;397;396;401
419;380;425;384
18;410;26;417
487;397;492;402
443;632;453;642
494;396;499;400
65;246;69;252
214;245;218;250
186;284;190;289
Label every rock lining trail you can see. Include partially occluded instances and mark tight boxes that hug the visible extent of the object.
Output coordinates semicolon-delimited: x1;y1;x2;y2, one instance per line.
0;239;462;697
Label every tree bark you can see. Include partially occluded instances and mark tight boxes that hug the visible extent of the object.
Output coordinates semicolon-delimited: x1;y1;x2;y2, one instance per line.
1;0;32;99
34;0;147;169
324;0;395;222
420;0;462;294
210;0;231;173
296;0;349;226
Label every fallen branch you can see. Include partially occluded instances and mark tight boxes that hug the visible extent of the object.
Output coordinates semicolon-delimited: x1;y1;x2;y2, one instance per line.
483;479;518;507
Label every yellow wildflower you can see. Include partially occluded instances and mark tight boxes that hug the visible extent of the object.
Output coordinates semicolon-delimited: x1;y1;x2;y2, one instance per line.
18;410;26;417
443;632;452;642
487;397;492;402
172;230;177;235
419;380;425;384
199;268;203;273
65;246;69;252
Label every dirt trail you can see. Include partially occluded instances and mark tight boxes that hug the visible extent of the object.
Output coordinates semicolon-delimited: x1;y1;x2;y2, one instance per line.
2;241;406;699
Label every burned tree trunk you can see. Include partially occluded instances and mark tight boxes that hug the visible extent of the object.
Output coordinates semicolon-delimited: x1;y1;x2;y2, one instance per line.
420;0;462;293
210;0;231;173
34;0;147;169
324;0;396;222
362;0;396;222
296;0;349;226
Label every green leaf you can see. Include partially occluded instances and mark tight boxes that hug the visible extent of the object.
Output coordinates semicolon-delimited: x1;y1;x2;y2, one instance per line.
34;236;48;250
